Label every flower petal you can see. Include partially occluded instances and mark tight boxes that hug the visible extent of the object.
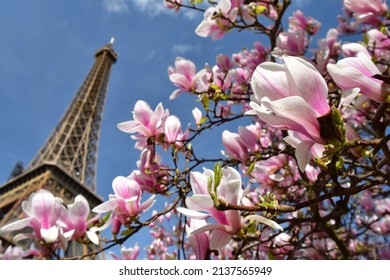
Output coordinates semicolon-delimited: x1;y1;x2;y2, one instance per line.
210;230;233;250
40;226;59;243
0;217;34;232
242;215;283;231
177;207;210;220
186;194;214;211
295;140;315;172
86;230;100;245
92;199;118;213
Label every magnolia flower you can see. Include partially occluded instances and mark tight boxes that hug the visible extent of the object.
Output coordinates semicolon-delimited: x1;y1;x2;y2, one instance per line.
164;115;182;144
216;53;235;72
221;130;250;162
0;189;71;244
185;219;210;260
327;52;390;103
117;100;169;149
0;241;24;260
93;176;156;234
367;29;390;60
168;57;207;99
195;0;238;39
275;28;307;56
343;0;387;17
288;10;321;35
178;167;282;250
164;0;182;11
341;42;371;57
131;149;169;193
59;195;100;245
247;55;331;170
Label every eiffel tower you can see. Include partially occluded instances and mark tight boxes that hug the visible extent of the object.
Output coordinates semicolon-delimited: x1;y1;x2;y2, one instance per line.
0;39;118;257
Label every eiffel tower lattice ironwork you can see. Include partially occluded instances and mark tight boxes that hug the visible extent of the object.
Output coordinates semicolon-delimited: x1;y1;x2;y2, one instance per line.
0;40;118;256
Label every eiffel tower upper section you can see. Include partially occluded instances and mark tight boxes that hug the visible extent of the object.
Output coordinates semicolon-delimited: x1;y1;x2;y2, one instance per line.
28;41;118;192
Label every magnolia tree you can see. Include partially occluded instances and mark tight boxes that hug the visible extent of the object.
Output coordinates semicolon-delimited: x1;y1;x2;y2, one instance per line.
1;0;390;260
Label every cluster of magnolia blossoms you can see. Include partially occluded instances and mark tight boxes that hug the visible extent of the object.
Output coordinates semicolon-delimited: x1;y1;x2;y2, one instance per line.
339;0;388;32
0;189;100;257
274;10;321;56
178;166;283;259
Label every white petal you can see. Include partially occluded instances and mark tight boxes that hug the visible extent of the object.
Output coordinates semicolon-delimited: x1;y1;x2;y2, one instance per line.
86;231;100;245
92;199;118;213
295;140;315;172
177;207;209;220
40;226;59;243
242;215;283;231
0;217;34;232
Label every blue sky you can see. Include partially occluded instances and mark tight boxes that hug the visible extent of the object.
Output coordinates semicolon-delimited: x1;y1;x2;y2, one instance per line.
0;0;345;257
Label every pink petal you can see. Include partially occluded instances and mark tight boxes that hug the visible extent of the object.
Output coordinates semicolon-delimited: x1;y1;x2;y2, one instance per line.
283;55;329;115
164;115;182;143
251;62;289;101
256;96;324;143
169;73;192;90
68;195;90;220
133;100;153;125
174;58;196;78
190;172;209;195
29;190;56;229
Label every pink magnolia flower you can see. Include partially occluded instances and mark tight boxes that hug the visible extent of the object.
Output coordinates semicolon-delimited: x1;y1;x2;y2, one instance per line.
168;57;207;99
59;195;100;245
0;189;71;245
93;176;156;234
178;167;282;250
117;100;169;149
222;130;250;162
343;0;387;17
164;115;182;144
343;0;388;26
248;55;331;170
195;0;238;40
164;0;182;11
222;125;261;162
367;29;390;61
275;28;307;56
131;149;169;193
185;219;210;260
341;42;371;57
288;10;321;35
327;52;390;103
0;241;25;260
315;28;340;73
216;53;235;72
